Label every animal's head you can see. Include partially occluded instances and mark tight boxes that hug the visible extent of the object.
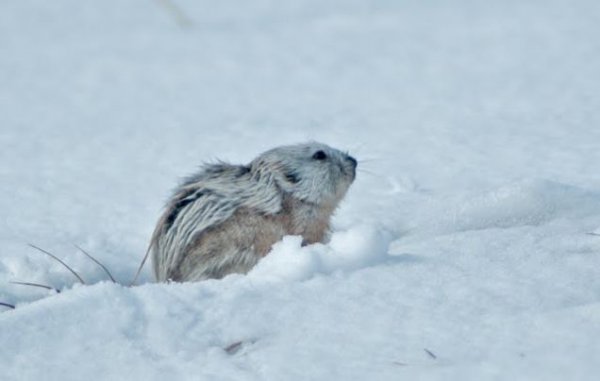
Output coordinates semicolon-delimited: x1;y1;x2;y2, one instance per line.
250;142;357;206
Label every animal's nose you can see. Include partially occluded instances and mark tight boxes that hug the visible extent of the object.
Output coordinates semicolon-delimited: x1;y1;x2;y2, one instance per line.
346;155;357;169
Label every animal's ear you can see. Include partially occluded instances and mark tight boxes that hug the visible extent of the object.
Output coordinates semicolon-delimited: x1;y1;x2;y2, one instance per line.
164;189;211;232
285;171;300;184
237;166;251;176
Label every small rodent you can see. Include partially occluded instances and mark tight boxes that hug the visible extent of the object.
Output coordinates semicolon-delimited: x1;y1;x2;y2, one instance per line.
149;142;357;282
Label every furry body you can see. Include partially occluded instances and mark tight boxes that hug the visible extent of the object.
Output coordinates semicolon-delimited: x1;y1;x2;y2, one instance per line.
150;142;356;282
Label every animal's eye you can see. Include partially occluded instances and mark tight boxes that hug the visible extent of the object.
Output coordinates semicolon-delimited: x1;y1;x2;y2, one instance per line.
312;150;327;160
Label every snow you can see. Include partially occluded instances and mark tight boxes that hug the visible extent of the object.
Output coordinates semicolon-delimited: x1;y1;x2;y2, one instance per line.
1;0;600;380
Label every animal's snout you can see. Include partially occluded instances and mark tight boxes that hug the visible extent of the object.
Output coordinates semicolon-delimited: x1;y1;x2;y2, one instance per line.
346;155;357;169
344;155;357;180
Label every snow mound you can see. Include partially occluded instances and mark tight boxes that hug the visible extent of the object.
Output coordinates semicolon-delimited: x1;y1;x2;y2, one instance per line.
414;179;600;236
248;224;394;282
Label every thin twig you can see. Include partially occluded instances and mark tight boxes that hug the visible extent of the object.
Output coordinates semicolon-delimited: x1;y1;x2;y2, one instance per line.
10;281;60;293
28;244;86;284
0;302;15;309
224;341;244;355
74;244;116;283
424;348;437;359
224;339;257;355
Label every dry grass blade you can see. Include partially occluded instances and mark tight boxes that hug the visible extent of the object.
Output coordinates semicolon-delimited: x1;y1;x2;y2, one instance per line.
74;244;116;283
10;281;60;293
130;246;152;286
0;302;15;309
156;0;194;29
28;243;86;284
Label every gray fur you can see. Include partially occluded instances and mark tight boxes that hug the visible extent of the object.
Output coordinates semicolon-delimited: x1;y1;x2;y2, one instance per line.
150;142;357;282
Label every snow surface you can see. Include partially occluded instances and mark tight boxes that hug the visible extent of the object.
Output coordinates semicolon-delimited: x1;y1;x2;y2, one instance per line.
1;0;600;380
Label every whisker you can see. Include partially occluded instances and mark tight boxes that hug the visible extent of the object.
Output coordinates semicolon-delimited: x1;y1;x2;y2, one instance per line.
357;168;384;178
0;302;15;309
357;158;381;164
348;142;367;153
28;244;86;284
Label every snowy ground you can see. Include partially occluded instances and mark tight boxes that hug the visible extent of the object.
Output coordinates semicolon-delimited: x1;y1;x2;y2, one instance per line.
1;0;600;380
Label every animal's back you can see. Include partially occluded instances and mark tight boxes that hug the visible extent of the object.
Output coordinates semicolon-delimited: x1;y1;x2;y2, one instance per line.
151;161;285;281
